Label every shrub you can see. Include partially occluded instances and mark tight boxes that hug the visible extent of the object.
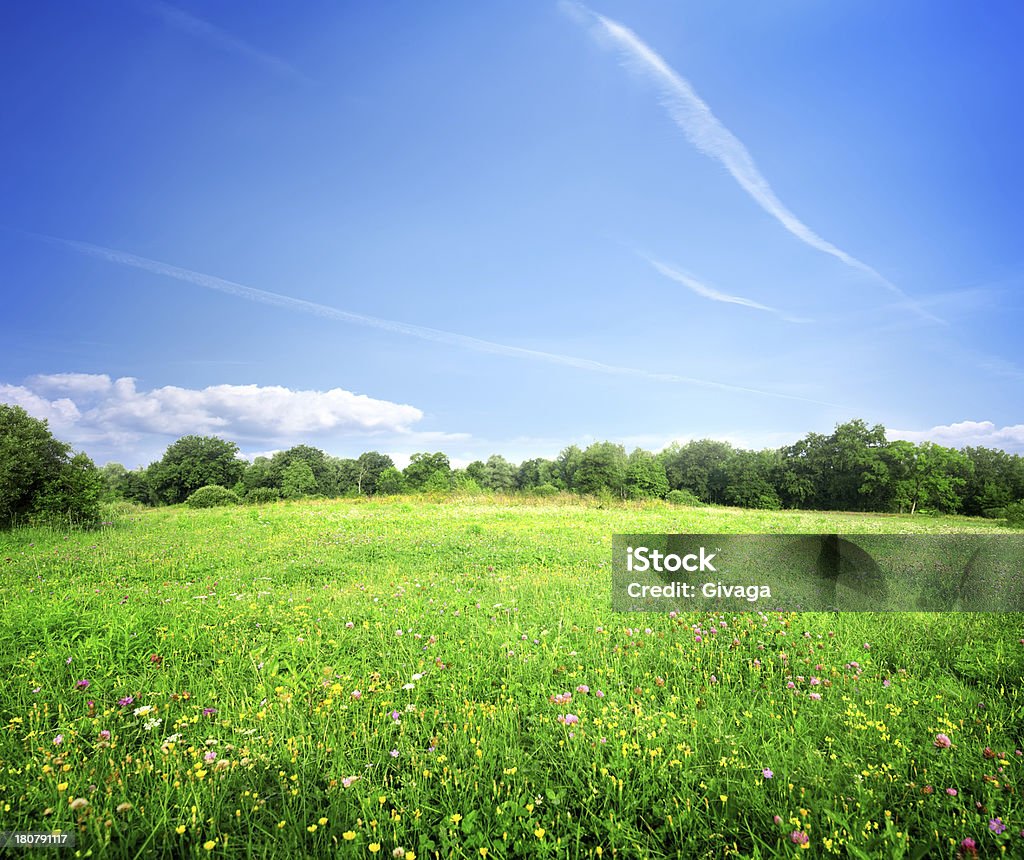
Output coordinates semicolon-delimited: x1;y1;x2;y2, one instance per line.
246;487;281;504
666;489;704;507
185;485;240;508
530;483;560;498
1004;500;1024;529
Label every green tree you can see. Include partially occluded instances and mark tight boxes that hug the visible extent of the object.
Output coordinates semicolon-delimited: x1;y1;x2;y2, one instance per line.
376;466;406;495
659;439;735;503
150;435;245;505
574;442;628;496
624;448;669;499
465;461;487;486
553;445;583;491
883;441;969;514
0;405;102;527
403;452;451;491
355;451;395;495
721;449;781;509
331;458;361;496
239;457;276;497
270;446;335;496
516;458;556;491
482;455;517;492
961;447;1020;516
281;460;318;499
99;462;129;501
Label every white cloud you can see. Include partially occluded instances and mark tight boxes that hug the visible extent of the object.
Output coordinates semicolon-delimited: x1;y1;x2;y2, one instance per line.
889;421;1024;452
0;374;424;448
569;3;941;324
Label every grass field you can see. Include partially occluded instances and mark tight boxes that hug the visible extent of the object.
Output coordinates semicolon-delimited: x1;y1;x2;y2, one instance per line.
1;495;1022;858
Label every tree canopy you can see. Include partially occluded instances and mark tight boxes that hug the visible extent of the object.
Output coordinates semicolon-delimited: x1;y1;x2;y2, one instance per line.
0;404;103;528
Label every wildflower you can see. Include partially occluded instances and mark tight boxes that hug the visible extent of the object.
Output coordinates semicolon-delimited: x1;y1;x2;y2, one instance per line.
203;840;216;851
133;705;154;717
983;747;996;759
69;797;89;811
534;828;545;839
390;749;400;757
176;825;186;834
205;751;217;763
393;849;405;859
451;813;463;824
402;683;415;690
53;734;63;746
959;838;978;857
934;733;953;749
342;776;359;788
390;711;401;722
352;690;362;700
75;679;90;690
922;786;934;794
790;831;809;845
762;769;773;779
342;831;356;841
809;692;822;701
369;845;381;854
118;696;134;707
559;714;580;725
203;708;217;717
773;815;783;824
946;788;957;796
479;850;489;858
116;802;132;814
990;818;1006;834
576;685;589;693
411;673;423;681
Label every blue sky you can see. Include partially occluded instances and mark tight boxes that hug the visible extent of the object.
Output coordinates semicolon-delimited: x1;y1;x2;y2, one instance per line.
2;1;1022;468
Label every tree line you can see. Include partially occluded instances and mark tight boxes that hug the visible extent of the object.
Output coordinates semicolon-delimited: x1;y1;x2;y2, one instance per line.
102;419;1024;520
2;403;1023;528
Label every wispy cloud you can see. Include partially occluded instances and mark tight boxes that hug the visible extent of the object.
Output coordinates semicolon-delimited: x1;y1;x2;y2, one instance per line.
145;1;311;83
646;257;809;323
40;233;843;407
568;3;941;324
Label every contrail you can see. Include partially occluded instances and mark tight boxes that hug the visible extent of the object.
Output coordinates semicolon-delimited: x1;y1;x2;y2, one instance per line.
568;3;942;324
646;257;810;324
145;1;312;84
40;234;843;407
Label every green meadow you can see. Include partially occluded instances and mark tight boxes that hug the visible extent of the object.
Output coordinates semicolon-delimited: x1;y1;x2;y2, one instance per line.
1;496;1022;859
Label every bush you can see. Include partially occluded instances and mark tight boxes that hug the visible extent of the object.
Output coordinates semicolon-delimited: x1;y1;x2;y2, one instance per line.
1005;500;1024;528
530;483;560;498
185;485;240;508
666;489;704;507
246;487;281;504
